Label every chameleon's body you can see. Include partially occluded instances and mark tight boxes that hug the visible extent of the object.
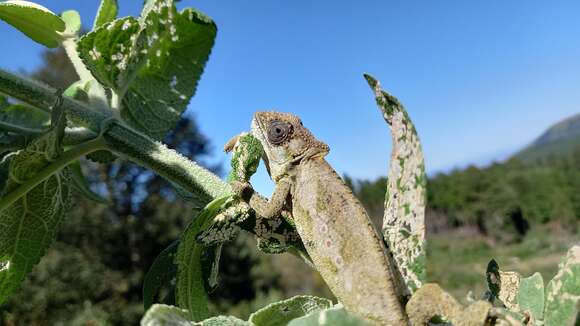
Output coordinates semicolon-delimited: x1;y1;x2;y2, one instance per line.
231;112;406;325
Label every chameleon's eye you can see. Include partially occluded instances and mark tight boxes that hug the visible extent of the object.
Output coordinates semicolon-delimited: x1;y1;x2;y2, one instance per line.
268;120;292;145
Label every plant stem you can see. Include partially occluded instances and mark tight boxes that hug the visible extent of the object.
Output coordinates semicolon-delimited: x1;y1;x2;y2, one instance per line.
102;121;232;204
0;68;230;210
0;121;45;135
0;137;107;212
0;69;105;131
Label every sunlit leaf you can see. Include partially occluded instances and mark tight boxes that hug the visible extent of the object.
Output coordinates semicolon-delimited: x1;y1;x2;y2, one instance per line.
0;0;65;47
544;244;580;326
93;0;117;30
78;0;217;139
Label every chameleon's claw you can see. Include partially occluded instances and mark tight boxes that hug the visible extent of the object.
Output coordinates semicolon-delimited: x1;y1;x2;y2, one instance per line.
223;132;247;153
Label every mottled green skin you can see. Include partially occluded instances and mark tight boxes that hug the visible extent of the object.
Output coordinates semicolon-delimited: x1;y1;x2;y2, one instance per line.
243;111;407;325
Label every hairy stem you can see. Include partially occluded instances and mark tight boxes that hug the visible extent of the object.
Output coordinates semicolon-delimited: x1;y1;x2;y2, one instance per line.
102;120;232;203
0;69;105;131
0;137;107;212
0;121;45;136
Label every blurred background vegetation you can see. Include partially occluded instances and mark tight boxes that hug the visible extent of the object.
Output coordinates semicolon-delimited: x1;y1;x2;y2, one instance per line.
0;47;578;326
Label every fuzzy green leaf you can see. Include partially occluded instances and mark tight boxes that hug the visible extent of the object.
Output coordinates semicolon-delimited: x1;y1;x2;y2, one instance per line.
287;305;370;326
0;101;71;303
364;73;427;295
544;244;580;326
0;0;65;47
141;304;193;326
61;10;81;35
78;0;217;139
93;0;117;30
144;240;179;310
175;196;231;321
248;295;333;326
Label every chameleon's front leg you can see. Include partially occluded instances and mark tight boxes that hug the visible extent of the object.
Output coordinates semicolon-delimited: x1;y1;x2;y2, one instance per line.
231;178;291;219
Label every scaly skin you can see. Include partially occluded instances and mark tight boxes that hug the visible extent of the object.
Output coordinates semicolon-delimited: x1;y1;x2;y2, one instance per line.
233;111;407;325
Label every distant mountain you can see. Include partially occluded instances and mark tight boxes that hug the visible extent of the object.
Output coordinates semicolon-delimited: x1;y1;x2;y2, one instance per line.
515;113;580;163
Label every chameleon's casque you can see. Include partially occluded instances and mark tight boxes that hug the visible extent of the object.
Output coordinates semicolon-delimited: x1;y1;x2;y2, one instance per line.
246;111;406;325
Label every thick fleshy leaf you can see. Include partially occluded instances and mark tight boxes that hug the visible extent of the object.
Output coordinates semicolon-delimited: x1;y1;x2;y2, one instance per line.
141;304;193;326
175;196;230;321
0;0;65;47
248;295;333;326
78;0;217;139
0;101;71;303
144;240;179;310
93;0;117;30
544;244;580;326
364;73;426;295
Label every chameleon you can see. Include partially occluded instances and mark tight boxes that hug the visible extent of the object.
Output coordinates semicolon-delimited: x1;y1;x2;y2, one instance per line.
229;111;407;325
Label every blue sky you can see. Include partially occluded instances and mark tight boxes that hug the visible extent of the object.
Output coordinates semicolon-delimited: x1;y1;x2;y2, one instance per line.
1;0;580;194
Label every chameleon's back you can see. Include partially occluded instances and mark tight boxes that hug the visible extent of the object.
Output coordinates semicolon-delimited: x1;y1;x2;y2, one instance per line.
291;157;406;325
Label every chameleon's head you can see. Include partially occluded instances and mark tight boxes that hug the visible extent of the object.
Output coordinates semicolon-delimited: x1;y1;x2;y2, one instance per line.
251;111;329;180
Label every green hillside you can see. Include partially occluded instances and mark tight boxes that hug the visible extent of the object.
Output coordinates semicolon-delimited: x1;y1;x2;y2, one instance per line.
516;113;580;163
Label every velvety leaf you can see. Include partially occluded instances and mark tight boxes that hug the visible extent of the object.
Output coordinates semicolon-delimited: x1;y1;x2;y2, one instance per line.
248;295;333;326
61;10;81;35
93;0;117;30
141;304;193;326
69;160;108;204
144;240;179;310
544;244;580;326
0;101;71;303
175;196;230;321
0;0;65;47
287;305;370;326
78;0;217;139
364;73;426;295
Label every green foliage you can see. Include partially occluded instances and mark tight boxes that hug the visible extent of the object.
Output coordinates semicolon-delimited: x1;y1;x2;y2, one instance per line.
483;245;580;325
93;0;118;30
544;244;580;326
0;0;65;47
175;196;231;321
0;100;71;304
142;298;370;326
247;295;333;326
77;0;217;139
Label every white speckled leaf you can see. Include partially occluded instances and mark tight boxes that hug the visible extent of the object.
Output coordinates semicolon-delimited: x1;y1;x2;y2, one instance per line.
364;74;426;295
78;0;217;139
544;244;580;326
